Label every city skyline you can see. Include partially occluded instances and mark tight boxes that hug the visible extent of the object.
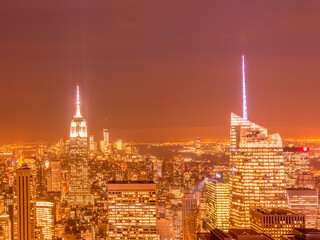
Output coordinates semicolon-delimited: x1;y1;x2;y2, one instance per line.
1;1;320;143
2;2;320;240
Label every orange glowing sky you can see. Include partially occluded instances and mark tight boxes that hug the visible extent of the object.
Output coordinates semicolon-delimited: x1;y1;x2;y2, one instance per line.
1;1;320;143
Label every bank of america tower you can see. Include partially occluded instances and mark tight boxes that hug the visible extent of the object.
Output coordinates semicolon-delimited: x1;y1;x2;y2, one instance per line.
229;56;287;228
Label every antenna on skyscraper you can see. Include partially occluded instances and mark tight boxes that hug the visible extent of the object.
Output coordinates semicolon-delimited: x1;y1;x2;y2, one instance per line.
76;82;80;104
242;55;248;120
75;82;82;118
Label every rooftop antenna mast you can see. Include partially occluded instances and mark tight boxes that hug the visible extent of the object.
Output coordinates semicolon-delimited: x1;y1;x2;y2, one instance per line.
242;55;248;120
75;83;82;118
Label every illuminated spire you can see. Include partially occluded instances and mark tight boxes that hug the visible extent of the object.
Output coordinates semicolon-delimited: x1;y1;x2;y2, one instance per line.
242;55;248;120
18;155;24;166
75;83;82;118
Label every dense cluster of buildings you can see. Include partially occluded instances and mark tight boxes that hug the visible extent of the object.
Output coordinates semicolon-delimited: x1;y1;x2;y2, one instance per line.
0;58;320;240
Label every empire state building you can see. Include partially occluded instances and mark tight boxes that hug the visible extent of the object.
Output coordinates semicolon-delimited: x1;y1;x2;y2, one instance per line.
68;84;92;206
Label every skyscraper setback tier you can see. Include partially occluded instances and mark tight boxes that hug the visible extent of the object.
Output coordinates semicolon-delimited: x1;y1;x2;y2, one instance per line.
229;113;287;229
68;84;91;206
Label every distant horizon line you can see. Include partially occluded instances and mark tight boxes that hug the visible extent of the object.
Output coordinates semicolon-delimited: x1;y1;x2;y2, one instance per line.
1;137;319;146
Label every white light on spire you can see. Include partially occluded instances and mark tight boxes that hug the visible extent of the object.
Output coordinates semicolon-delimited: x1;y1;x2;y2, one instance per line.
75;83;82;118
77;83;80;104
242;55;248;120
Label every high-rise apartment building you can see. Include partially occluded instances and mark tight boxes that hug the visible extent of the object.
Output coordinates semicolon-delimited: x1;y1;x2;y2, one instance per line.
13;163;36;240
182;193;198;240
107;181;158;239
250;208;305;240
287;188;318;228
68;84;91;206
36;200;54;240
229;56;287;228
206;175;230;232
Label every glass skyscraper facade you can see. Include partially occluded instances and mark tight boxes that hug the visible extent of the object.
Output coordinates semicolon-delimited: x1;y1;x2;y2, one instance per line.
206;176;230;232
229;113;287;228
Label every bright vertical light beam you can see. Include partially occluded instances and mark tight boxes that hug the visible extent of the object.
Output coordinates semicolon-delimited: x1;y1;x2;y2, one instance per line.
76;83;80;104
242;55;248;120
75;83;82;118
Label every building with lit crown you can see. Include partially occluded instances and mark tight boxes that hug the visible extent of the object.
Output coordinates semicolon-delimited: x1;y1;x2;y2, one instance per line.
68;84;92;206
229;56;287;228
230;113;287;228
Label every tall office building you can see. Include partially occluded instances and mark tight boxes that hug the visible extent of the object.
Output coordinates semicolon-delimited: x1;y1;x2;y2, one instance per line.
89;135;95;153
182;193;198;240
36;200;54;240
115;139;123;151
229;56;287;228
173;204;183;240
173;156;184;187
107;181;159;239
47;160;61;192
68;84;91;206
195;137;201;153
283;146;311;188
206;175;230;232
103;128;109;154
287;188;318;228
13;163;36;240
